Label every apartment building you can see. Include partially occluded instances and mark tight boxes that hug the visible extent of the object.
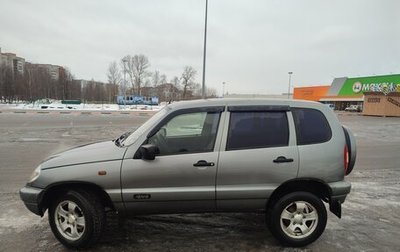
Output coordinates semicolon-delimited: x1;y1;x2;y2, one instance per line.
0;47;25;75
35;64;63;81
1;47;65;81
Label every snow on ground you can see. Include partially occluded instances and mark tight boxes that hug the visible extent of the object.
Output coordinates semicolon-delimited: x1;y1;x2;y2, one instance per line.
0;102;165;111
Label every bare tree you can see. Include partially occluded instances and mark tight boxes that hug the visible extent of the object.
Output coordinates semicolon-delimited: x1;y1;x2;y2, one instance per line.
107;61;121;101
124;54;150;95
206;87;217;98
144;78;151;87
192;83;202;97
160;74;167;84
58;67;75;100
171;76;180;87
0;61;83;103
151;70;161;87
107;61;121;86
0;64;9;102
104;83;118;103
120;57;130;95
0;64;15;102
180;66;197;99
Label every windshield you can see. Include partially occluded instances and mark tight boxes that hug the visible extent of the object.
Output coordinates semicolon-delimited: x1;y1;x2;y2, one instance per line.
121;106;170;146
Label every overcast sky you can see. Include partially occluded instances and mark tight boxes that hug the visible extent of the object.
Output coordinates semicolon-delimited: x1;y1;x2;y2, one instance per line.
1;0;399;95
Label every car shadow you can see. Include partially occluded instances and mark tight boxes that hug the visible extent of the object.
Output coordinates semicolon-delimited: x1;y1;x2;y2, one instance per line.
92;212;283;251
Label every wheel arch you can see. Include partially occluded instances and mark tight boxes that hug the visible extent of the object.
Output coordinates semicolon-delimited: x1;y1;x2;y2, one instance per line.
40;181;115;214
266;178;332;211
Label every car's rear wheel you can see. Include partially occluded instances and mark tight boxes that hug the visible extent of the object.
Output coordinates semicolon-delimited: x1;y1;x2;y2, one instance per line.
48;190;106;249
267;191;327;247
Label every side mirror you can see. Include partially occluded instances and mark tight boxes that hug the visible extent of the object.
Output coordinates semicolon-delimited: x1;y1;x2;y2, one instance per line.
138;144;160;160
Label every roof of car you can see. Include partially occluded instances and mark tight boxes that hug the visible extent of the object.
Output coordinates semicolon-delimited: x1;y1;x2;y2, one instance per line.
167;98;323;110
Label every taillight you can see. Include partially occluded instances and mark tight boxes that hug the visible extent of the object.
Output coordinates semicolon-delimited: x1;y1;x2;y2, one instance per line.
344;145;349;175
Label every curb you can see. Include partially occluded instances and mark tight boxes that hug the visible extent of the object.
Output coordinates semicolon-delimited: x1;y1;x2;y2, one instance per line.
335;112;362;116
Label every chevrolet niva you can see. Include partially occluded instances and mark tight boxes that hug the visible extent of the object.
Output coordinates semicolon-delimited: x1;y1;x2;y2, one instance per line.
20;98;356;248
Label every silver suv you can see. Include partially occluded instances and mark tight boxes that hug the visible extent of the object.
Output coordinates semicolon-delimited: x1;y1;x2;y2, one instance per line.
20;99;356;248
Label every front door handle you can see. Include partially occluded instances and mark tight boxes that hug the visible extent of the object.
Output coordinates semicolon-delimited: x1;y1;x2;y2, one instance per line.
193;160;215;167
273;156;294;163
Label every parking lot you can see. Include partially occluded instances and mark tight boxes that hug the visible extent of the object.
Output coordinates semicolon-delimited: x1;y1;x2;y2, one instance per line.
1;112;400;251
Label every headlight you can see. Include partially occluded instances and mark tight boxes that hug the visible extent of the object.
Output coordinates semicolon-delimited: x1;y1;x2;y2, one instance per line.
28;165;41;183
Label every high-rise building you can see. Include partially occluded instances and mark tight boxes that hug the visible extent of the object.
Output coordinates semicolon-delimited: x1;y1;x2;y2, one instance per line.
35;64;63;80
0;47;25;75
0;48;65;81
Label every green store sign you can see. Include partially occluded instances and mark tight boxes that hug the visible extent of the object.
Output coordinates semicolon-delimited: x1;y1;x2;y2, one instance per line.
338;74;400;96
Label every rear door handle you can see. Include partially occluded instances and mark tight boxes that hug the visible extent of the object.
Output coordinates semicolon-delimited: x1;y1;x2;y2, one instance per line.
273;156;294;163
193;160;215;167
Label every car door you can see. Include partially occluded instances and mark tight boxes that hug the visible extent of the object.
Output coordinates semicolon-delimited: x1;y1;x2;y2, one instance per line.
216;106;299;211
121;107;225;214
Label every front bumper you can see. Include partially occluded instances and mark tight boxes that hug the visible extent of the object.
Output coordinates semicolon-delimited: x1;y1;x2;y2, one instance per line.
19;186;45;216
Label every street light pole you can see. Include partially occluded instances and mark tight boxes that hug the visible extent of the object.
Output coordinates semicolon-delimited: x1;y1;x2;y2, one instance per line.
287;71;293;99
201;0;208;99
222;82;225;98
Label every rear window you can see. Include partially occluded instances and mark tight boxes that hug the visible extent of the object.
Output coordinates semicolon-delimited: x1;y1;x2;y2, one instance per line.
226;111;289;150
292;108;332;145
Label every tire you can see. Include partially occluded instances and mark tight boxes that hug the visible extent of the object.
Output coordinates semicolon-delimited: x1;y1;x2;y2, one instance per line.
48;190;106;249
267;191;327;247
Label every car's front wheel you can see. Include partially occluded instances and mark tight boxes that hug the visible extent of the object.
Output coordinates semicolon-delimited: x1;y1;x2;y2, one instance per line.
268;191;327;247
48;190;106;249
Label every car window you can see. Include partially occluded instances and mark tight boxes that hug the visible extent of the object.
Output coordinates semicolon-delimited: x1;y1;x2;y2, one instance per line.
165;112;207;137
122;106;170;146
148;112;221;156
291;108;332;145
226;111;289;151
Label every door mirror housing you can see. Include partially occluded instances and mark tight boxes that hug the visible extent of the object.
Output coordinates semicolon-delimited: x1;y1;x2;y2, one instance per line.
138;144;160;160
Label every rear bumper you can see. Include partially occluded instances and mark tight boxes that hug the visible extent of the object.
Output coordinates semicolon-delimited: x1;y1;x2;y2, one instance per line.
328;180;351;203
19;186;45;216
327;180;351;218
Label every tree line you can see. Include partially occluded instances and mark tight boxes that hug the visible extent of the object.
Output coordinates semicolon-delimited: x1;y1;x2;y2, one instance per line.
107;54;217;102
0;53;216;103
0;62;119;104
0;63;83;103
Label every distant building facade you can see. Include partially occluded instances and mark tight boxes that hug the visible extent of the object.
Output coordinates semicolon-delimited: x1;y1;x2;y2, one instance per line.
35;64;63;81
157;83;181;101
0;47;25;75
293;74;400;116
141;83;181;102
74;79;89;90
0;47;65;81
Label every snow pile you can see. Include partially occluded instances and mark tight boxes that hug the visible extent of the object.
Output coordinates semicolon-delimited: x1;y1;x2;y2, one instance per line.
0;102;165;111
